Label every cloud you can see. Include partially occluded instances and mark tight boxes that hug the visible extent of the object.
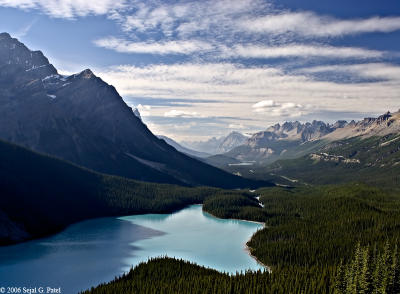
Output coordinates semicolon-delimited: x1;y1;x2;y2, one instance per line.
113;2;400;41
14;18;37;38
0;0;126;18
241;12;400;37
230;44;383;59
97;62;400;123
252;100;308;117
115;0;265;37
164;110;200;118
95;36;384;59
302;63;400;82
228;123;246;129
136;104;151;116
94;37;213;55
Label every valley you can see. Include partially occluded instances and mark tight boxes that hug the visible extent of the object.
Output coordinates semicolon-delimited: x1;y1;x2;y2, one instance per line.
0;29;400;294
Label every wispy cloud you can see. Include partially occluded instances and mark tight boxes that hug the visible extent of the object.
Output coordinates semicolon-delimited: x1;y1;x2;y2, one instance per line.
136;104;151;116
228;123;246;129
115;0;265;37
97;62;400;123
302;63;400;82
95;37;384;59
0;0;126;18
164;110;201;118
94;37;213;55
14;18;37;38
230;44;383;59
241;12;400;37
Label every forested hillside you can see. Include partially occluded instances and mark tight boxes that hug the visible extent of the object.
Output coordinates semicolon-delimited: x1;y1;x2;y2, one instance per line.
0;139;239;245
85;184;400;293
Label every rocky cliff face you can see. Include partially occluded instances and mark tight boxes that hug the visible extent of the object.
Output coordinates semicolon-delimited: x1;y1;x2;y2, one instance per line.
324;111;400;141
247;120;338;149
226;111;400;165
0;33;266;188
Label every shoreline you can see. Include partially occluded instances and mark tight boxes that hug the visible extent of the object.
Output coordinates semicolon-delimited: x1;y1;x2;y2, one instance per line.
202;207;271;272
244;242;271;273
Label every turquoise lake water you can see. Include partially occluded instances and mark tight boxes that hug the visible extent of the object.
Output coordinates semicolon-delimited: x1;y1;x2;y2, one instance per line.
0;205;264;293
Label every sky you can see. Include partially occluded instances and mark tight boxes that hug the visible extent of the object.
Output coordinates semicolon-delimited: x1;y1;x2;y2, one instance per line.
0;0;400;141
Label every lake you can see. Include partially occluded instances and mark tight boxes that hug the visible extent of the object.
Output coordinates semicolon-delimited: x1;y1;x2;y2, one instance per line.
0;205;264;293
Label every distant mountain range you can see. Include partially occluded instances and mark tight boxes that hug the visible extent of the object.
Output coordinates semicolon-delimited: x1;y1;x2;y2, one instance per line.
225;120;343;164
225;111;400;164
0;32;268;189
219;111;400;187
181;131;249;155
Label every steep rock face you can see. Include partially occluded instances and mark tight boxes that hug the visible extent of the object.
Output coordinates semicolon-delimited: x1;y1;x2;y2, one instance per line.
226;120;348;164
226;111;400;166
242;120;337;151
0;33;267;188
324;111;400;141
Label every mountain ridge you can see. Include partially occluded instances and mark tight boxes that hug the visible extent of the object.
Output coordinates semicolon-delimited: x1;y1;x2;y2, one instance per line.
224;111;400;165
0;32;269;189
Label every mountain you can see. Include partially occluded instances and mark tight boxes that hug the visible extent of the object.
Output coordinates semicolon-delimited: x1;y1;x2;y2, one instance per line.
157;135;211;158
224;111;400;187
0;32;269;189
218;131;249;153
225;120;346;165
182;131;249;155
323;111;400;141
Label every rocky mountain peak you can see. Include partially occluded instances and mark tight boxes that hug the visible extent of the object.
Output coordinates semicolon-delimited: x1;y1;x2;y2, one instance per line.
0;32;57;78
77;69;95;79
332;120;348;129
0;32;11;40
376;111;392;124
282;121;301;132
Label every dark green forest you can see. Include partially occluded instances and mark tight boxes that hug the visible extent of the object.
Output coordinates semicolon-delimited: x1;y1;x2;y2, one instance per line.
81;258;271;294
335;242;400;293
85;184;400;293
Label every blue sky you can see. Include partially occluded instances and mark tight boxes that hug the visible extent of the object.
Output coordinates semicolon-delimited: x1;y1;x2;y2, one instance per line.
1;0;400;141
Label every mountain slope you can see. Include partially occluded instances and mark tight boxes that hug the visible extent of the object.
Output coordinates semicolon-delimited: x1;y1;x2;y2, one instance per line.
157;135;210;158
225;120;343;165
266;133;400;187
225;111;400;187
0;138;244;245
0;32;269;189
